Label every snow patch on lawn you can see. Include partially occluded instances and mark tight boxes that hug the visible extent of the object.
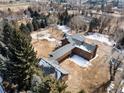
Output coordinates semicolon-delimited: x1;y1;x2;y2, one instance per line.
57;25;71;34
85;33;115;46
69;55;91;67
31;31;56;42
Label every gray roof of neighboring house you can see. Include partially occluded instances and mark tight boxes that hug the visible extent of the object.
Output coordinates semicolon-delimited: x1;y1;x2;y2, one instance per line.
40;58;69;74
49;43;75;60
65;34;85;44
82;42;96;52
71;34;85;42
66;36;75;44
49;34;96;59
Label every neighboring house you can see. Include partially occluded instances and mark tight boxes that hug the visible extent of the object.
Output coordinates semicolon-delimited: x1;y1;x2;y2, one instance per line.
50;34;97;61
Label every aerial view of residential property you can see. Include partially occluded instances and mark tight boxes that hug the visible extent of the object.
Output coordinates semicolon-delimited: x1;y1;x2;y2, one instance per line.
0;0;124;93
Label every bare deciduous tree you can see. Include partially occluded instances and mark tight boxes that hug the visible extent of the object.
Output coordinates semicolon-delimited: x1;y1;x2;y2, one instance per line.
98;15;112;33
109;58;122;82
68;15;87;32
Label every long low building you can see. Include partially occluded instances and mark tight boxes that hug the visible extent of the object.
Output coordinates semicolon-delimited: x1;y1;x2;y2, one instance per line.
50;34;97;61
49;43;75;62
39;34;98;80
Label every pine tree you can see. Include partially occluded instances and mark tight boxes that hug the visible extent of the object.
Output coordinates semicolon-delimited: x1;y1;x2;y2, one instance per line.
20;23;30;33
26;22;34;32
88;18;99;32
58;9;69;25
31;77;68;93
19;23;32;42
32;17;39;31
40;19;45;28
5;29;38;91
3;23;13;46
2;23;14;58
0;55;6;74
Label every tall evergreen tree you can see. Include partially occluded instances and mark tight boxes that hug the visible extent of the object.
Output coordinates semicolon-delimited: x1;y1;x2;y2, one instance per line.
32;17;39;31
2;23;14;58
19;23;30;33
31;77;68;93
58;9;70;25
26;22;34;32
0;55;6;74
88;18;100;32
3;23;13;46
19;23;32;42
5;29;38;91
27;7;34;17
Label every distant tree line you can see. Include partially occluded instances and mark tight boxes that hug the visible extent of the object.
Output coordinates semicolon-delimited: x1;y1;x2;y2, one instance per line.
24;7;48;31
57;9;71;25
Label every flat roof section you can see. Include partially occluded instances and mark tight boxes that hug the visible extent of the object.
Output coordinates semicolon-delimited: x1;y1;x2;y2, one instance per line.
71;34;85;43
49;43;75;60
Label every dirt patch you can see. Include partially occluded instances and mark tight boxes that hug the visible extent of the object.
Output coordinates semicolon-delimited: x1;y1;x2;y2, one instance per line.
48;27;64;40
31;27;64;58
32;40;57;58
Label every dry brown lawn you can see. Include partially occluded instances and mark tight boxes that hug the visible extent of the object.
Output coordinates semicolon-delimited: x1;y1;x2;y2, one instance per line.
31;27;64;58
32;40;57;58
60;39;112;93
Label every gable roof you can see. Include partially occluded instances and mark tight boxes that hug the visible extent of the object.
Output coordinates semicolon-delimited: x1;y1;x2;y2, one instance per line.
71;34;85;42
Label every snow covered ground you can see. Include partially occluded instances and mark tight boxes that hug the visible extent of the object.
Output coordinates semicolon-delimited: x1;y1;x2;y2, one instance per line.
57;25;71;34
69;55;91;67
31;31;56;42
85;33;115;46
